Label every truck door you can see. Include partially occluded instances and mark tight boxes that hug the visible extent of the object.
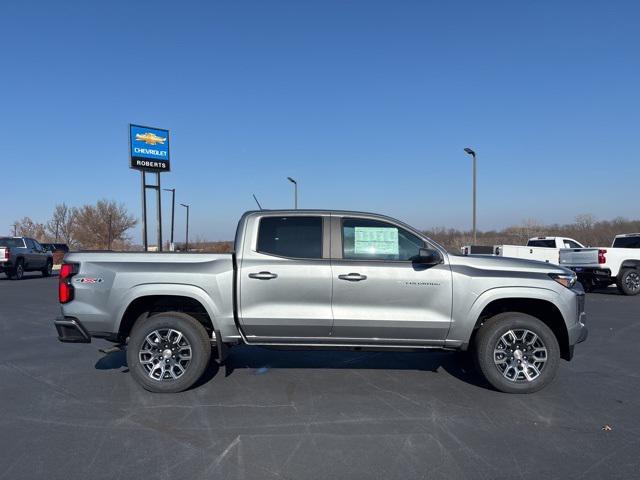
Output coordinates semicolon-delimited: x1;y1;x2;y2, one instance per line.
24;238;41;269
238;214;333;341
330;216;452;344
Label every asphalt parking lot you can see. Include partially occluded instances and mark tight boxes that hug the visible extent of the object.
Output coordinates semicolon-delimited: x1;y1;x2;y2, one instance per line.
1;273;639;480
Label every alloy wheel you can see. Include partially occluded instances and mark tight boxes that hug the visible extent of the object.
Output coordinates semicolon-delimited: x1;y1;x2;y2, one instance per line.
624;271;640;293
493;329;547;382
139;328;192;381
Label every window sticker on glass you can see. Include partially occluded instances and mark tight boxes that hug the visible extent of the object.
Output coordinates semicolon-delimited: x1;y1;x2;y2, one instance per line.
354;227;399;255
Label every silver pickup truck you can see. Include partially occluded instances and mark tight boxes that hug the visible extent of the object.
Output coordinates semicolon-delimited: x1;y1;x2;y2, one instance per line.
54;210;587;394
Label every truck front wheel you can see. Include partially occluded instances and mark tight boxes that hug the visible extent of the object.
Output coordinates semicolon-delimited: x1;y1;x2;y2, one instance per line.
617;268;640;296
127;312;212;393
474;312;560;394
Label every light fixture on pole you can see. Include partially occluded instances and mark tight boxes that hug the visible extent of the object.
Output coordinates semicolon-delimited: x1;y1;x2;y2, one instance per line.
287;177;298;209
180;203;190;252
463;147;477;244
163;188;176;251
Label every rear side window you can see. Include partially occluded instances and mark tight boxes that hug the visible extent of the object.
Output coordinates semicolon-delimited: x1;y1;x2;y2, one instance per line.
527;240;556;248
257;216;323;259
613;236;640;248
0;238;25;248
564;240;582;249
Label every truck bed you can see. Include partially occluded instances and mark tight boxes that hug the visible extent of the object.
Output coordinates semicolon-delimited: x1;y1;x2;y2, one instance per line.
62;251;237;340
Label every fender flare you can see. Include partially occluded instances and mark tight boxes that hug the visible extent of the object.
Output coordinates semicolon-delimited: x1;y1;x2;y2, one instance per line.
115;283;222;333
450;286;566;346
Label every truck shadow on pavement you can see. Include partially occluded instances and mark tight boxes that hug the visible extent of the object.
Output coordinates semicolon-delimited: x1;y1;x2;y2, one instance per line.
94;346;492;391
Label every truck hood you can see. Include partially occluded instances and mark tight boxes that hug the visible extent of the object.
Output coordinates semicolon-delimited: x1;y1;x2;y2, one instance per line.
448;253;571;275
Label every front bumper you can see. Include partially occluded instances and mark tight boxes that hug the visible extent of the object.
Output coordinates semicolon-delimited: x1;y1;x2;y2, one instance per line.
54;316;91;343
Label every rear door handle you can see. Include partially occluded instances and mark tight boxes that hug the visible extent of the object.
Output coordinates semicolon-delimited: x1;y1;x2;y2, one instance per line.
338;273;367;282
248;271;278;280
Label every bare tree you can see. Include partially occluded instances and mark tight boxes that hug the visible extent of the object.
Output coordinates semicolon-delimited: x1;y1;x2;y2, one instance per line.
13;217;47;241
45;203;77;246
73;200;137;250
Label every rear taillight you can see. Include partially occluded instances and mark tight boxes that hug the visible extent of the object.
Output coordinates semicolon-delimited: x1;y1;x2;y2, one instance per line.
58;263;78;303
598;249;607;264
3;247;9;261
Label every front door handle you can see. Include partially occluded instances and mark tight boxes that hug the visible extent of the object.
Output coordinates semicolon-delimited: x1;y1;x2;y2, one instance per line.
248;271;278;280
338;273;367;282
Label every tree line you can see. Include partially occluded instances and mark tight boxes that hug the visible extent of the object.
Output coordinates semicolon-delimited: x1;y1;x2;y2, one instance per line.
11;200;137;250
424;214;640;251
10;206;638;253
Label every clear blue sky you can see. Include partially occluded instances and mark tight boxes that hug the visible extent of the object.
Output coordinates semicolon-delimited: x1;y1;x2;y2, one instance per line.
2;0;639;242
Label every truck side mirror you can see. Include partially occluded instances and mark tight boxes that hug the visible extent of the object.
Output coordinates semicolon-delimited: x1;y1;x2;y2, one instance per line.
414;248;442;265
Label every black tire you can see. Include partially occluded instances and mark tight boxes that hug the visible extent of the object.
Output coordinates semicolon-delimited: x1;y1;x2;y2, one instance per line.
617;268;640;296
4;270;13;279
13;259;24;280
42;260;53;277
474;312;560;394
580;278;593;293
127;312;211;393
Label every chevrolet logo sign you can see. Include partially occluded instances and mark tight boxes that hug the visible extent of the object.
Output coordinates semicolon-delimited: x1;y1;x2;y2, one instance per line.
135;132;167;146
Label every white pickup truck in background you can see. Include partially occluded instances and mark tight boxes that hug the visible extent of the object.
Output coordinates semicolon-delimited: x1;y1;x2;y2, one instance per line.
493;237;585;264
559;233;640;295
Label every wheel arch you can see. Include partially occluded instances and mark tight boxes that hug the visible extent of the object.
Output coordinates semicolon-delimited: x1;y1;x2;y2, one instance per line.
116;286;221;342
470;297;570;360
620;260;640;271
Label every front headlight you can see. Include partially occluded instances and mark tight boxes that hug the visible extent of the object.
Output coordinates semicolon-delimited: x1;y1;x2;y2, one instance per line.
549;272;577;289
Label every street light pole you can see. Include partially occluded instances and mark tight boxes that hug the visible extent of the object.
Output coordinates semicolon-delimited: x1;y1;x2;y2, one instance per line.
163;188;176;250
180;203;190;252
287;177;298;209
464;148;477;244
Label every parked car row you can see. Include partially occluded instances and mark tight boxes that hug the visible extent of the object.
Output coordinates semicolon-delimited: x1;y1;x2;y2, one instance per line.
462;234;640;295
0;237;69;280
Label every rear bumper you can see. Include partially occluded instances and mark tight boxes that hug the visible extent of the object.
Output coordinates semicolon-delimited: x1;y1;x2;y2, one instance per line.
568;267;612;279
54;316;91;343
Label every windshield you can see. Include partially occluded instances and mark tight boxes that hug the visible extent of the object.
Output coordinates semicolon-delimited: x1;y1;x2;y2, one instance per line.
0;238;25;248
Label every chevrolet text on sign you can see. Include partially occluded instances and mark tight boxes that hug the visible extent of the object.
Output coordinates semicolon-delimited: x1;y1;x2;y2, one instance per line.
129;124;170;172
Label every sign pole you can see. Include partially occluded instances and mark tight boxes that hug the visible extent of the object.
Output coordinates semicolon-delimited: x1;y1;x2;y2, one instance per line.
141;171;148;251
156;172;163;252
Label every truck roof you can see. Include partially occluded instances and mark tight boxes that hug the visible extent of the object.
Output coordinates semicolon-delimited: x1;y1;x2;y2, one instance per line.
528;236;568;240
614;233;640;238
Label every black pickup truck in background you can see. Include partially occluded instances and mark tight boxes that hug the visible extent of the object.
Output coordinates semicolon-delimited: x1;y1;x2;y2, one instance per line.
0;237;54;279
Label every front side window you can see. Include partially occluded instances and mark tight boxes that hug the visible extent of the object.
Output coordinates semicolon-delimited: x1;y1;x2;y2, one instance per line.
25;238;35;249
257;216;323;259
342;218;425;261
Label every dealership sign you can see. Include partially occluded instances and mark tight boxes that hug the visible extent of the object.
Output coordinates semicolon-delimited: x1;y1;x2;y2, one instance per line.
129;124;170;171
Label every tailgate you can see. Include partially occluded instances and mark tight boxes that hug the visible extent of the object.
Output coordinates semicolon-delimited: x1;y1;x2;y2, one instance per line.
559;248;599;267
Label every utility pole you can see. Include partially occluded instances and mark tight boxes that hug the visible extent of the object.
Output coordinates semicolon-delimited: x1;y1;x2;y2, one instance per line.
463;148;477;244
180;203;190;252
287;177;298;209
107;213;113;250
163;188;176;250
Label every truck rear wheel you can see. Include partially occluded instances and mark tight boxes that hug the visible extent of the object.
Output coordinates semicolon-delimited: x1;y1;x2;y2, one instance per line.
617;268;640;296
474;312;560;394
42;260;53;277
13;260;24;280
127;312;212;393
